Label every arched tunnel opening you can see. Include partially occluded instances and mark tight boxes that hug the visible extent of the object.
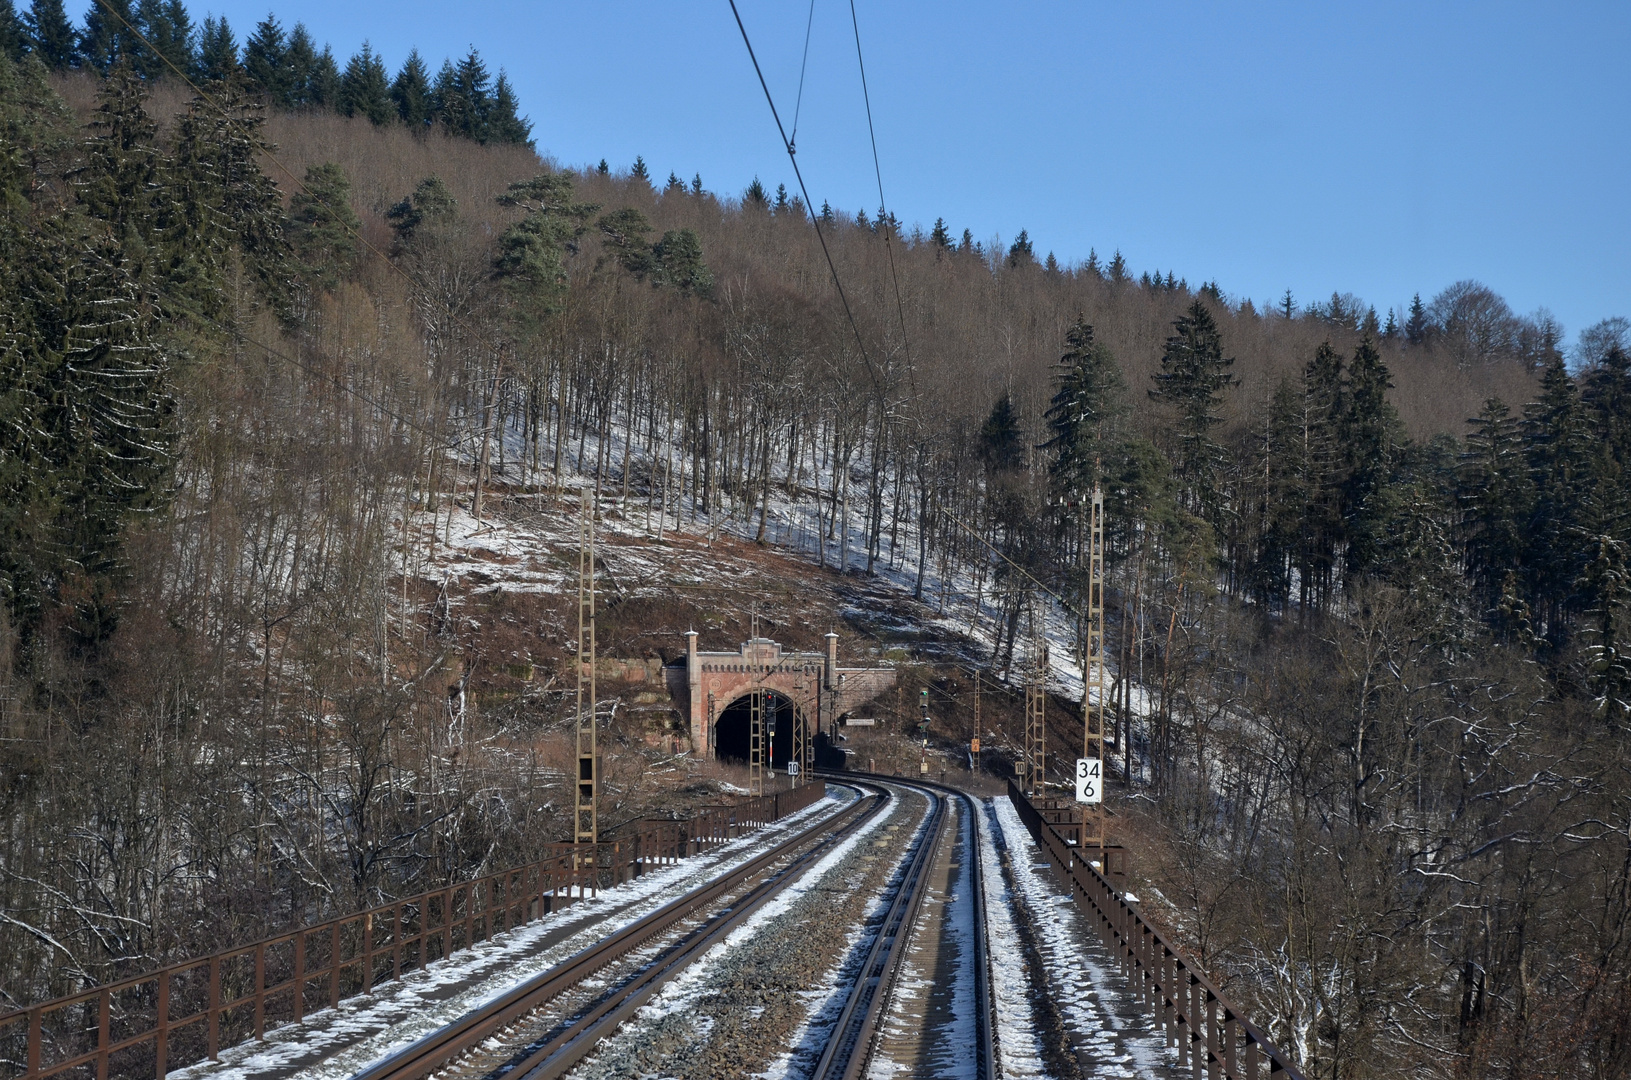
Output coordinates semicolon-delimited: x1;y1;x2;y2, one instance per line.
714;690;798;768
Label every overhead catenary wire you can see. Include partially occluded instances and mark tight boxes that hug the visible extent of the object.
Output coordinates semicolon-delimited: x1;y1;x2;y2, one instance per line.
727;0;881;392
789;0;818;151
847;0;913;371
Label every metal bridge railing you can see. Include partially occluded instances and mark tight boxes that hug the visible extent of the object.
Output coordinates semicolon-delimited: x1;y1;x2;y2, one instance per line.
0;781;827;1080
1008;780;1306;1079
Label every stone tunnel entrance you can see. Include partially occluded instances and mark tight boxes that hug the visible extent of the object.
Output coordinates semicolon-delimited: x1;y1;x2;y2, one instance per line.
714;691;799;767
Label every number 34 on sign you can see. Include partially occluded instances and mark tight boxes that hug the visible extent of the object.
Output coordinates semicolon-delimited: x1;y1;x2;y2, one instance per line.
1075;757;1103;804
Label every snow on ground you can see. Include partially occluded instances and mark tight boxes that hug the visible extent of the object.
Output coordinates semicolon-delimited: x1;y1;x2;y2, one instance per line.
988;797;1184;1080
569;784;915;1079
974;798;1050;1078
864;795;979;1080
173;788;854;1080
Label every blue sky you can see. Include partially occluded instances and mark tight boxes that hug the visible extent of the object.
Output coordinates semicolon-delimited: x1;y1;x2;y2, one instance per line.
175;1;1626;341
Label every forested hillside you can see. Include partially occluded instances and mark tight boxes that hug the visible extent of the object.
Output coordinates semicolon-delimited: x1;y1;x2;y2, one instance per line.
2;5;1631;1076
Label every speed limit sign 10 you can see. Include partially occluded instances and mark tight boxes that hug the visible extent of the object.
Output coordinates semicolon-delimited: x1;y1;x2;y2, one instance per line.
1075;757;1102;804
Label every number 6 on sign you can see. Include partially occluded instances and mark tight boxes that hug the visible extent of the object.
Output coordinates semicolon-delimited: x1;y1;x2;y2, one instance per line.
1075;757;1102;804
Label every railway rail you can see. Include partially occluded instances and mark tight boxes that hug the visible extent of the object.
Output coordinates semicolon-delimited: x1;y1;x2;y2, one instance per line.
351;780;895;1080
807;772;998;1080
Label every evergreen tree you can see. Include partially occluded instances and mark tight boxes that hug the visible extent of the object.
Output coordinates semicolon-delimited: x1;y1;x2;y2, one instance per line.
1281;289;1295;319
652;228;712;296
75;65;161;260
1006;228;1033;268
1043;315;1124;500
78;0;136;72
23;0;75;69
819;199;833;222
1149;300;1236;525
134;0;192;79
595;158;608;175
1044;252;1060;275
629;155;649;184
1341;334;1402;579
596;206;652;276
287;161;360;291
436;49;492;141
385;174;455;251
1382;307;1398;339
304;44;340;108
665;171;682;192
930;217;951;248
691;172;703;195
1106;249;1127;283
1405;292;1428;344
390;47;431;128
979;393;1025;474
192;15;236;82
0;1;27;61
283;22;318;105
743;176;767;208
1522;354;1593;639
1578;534;1631;720
492;172;598;331
1457;398;1534;608
959;227;973;252
773;182;787;212
487;71;531;145
242;15;291;104
1084;248;1100;278
338;42;392;125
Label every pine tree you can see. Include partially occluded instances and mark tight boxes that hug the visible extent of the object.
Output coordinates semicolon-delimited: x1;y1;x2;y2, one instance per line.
76;65;161;259
338;42;392;125
390;47;431;128
487;71;531;145
1043;316;1124;501
596;206;652;276
78;0;136;72
652;228;712;296
385;174;455;250
930;217;951;248
959;228;974;252
192;15;236;82
1149;300;1236;524
1084;248;1101;278
1405;292;1428;345
492;172;598;330
629;155;650;184
287;161;360;291
664;171;682;192
1297;342;1346;609
1281;289;1295;319
23;0;75;69
691;172;703;196
1382;308;1398;339
743;176;767;208
773;182;788;213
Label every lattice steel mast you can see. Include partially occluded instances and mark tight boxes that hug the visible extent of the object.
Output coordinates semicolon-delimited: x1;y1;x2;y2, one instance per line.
1083;486;1107;851
1025;601;1048;797
574;492;598;850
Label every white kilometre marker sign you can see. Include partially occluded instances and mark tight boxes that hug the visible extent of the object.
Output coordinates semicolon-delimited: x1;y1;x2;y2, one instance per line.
1075;757;1102;804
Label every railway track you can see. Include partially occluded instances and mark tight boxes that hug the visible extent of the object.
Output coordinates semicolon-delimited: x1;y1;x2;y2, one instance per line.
810;774;998;1080
345;774;1000;1080
351;781;889;1080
